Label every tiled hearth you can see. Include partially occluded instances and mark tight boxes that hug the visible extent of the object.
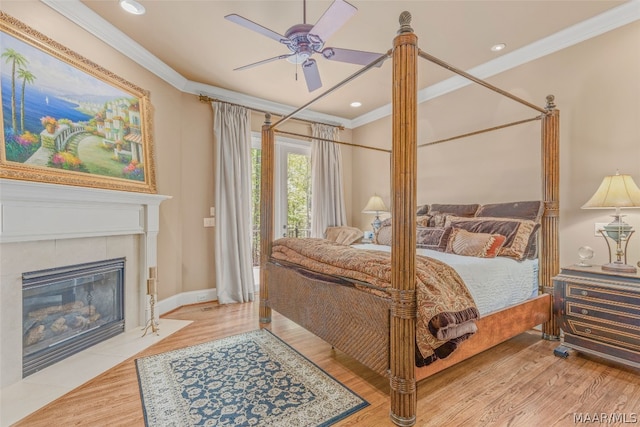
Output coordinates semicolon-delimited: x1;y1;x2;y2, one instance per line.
0;179;175;425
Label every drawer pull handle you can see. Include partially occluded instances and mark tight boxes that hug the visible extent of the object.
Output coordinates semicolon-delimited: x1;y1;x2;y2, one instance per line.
584;328;591;334
581;309;588;315
580;290;588;296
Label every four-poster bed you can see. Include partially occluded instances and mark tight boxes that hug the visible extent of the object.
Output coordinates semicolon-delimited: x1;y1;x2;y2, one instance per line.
258;12;559;426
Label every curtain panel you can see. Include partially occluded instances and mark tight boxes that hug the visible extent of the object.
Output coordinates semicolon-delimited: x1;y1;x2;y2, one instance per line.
212;102;255;304
311;123;347;238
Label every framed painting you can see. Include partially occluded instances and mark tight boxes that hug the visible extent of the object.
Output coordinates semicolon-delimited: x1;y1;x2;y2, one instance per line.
0;12;156;193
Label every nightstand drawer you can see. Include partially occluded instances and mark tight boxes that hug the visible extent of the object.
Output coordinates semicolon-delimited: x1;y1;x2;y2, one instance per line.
566;319;640;352
565;301;640;326
553;266;640;369
566;283;640;308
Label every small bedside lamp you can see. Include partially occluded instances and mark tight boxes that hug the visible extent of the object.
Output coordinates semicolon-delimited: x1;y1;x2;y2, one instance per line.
582;171;640;273
362;195;388;233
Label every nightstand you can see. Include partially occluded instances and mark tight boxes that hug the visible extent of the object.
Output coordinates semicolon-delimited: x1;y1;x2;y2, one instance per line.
553;265;640;368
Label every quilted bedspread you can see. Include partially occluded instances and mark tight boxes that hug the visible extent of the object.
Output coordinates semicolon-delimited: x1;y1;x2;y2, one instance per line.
270;237;480;366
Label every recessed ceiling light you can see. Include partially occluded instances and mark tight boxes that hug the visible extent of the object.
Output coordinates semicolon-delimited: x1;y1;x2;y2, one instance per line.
491;43;506;52
350;101;362;108
120;0;146;15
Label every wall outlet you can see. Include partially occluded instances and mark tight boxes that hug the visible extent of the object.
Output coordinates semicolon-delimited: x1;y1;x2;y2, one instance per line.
594;222;607;237
210;207;215;217
204;217;215;227
196;295;207;302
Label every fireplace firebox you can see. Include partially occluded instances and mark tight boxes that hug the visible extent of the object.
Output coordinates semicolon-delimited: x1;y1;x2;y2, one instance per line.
22;258;125;377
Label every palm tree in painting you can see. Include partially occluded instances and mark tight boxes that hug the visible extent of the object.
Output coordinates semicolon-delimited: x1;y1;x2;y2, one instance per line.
17;68;36;133
1;48;29;132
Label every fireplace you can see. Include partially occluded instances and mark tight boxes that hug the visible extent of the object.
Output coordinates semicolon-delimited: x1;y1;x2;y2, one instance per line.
1;178;169;388
22;258;126;377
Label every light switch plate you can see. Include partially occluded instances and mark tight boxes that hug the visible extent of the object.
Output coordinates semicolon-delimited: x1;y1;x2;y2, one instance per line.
204;218;215;227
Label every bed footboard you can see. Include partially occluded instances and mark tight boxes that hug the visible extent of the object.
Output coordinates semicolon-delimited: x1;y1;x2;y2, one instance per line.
266;261;391;376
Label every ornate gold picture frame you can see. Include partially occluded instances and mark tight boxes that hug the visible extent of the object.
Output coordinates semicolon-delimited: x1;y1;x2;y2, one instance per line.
0;12;156;193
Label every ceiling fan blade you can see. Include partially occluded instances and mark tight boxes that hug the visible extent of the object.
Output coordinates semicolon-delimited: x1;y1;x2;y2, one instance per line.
234;53;295;71
302;59;322;92
321;47;385;67
225;14;286;43
308;0;357;44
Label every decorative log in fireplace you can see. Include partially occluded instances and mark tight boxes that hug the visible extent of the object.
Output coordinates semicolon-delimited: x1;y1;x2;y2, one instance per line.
22;258;125;377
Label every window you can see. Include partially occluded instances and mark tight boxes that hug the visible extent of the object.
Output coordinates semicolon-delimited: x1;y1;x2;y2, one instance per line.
251;134;311;266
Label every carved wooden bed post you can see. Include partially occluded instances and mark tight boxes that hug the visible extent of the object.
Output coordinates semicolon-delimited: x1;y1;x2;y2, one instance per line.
540;95;560;339
260;113;275;324
390;11;418;427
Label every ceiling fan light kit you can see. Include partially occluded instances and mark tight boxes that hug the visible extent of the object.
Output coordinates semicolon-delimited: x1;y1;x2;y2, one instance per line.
225;0;384;92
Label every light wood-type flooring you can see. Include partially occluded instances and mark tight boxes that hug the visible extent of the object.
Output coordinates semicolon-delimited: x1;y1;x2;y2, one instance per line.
14;300;640;426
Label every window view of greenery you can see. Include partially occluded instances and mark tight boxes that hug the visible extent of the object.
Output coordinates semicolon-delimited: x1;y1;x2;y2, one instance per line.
251;147;311;266
286;152;312;238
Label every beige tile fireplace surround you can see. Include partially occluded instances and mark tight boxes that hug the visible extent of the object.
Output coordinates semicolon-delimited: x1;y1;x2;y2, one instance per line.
0;178;176;424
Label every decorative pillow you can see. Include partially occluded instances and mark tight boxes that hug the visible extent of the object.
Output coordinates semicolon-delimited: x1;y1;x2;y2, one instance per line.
445;228;506;258
475;201;543;222
324;226;363;245
417;227;452;252
375;223;449;250
416;204;430;216
444;216;539;261
428;211;450;227
430;203;480;217
374;223;392;245
416;215;431;227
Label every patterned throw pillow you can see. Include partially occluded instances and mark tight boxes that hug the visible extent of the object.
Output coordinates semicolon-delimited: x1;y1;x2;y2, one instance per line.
445;228;506;258
444;216;539;260
417;227;452;252
416;215;431;227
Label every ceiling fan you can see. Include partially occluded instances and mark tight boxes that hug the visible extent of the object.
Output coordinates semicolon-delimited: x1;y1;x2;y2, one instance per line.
225;0;384;92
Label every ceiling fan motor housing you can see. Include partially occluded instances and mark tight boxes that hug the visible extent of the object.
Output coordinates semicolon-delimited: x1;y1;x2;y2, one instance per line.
284;23;324;63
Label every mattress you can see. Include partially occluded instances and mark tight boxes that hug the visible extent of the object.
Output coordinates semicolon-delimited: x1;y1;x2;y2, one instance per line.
351;243;539;316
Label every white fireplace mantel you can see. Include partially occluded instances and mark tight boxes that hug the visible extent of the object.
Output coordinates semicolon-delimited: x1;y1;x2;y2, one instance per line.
0;178;170;326
0;179;170;243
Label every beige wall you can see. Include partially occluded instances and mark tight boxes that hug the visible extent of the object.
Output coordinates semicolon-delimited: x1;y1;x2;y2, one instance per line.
351;20;640;268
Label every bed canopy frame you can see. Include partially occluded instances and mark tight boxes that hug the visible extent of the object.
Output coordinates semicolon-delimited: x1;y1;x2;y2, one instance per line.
257;12;559;426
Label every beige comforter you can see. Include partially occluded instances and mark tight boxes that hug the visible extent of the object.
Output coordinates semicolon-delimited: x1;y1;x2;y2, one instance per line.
270;237;480;366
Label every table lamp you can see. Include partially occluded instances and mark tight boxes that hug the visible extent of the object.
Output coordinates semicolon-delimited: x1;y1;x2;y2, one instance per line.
362;195;388;233
582;171;640;273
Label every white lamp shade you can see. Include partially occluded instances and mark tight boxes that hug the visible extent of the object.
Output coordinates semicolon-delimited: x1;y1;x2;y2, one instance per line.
362;195;388;213
582;173;640;209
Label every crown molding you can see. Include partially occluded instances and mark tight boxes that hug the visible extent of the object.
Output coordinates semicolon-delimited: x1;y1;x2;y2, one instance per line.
41;0;189;91
42;0;639;130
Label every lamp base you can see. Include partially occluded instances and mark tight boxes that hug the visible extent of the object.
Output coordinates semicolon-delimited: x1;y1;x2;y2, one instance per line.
602;262;637;274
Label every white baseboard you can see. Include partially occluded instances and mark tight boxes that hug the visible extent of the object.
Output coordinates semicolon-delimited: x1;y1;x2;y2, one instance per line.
157;289;218;315
157;279;260;316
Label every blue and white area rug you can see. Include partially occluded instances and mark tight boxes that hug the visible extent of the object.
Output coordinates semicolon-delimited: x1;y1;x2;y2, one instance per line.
135;329;369;426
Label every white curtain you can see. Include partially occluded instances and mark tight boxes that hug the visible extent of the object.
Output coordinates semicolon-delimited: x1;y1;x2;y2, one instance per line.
212;102;255;304
311;123;347;237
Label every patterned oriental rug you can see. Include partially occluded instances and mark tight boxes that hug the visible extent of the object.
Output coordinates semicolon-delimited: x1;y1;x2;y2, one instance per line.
135;329;369;426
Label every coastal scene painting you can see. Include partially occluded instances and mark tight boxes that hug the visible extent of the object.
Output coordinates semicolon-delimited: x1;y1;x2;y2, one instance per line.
0;12;156;193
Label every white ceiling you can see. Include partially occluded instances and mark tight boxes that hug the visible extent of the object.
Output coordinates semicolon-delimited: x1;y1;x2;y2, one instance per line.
44;0;638;128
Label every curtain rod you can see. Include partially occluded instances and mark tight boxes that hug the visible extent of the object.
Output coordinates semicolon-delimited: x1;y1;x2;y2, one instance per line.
275;129;391;154
418;115;542;148
417;50;547;114
198;95;345;130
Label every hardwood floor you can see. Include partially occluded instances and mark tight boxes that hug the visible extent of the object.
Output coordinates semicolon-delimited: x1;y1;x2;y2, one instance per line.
14;300;639;426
